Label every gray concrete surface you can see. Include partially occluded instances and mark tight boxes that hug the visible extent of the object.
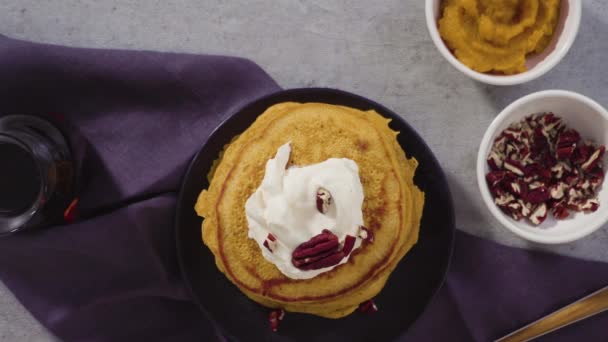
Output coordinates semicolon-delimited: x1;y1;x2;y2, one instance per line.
0;0;607;340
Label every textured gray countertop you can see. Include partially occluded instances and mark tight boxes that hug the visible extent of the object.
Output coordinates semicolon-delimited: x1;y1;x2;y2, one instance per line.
1;0;607;340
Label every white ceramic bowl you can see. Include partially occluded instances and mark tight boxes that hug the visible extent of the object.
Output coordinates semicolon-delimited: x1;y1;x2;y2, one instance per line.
477;90;608;244
425;0;581;86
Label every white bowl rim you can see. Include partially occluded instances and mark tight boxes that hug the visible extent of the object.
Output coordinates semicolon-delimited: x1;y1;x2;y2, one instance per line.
425;0;582;86
477;90;608;244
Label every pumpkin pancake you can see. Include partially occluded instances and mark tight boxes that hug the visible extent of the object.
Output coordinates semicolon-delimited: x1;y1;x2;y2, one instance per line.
195;102;424;318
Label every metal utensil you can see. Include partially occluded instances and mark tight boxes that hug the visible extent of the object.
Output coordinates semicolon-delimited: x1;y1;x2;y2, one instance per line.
495;285;608;342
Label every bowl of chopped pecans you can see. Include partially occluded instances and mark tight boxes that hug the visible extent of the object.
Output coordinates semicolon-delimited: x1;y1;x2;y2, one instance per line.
477;90;608;244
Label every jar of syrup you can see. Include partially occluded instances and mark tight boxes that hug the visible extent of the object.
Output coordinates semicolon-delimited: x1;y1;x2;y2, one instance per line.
0;115;75;236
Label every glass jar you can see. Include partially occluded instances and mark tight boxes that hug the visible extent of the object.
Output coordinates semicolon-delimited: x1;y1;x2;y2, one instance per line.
0;115;74;236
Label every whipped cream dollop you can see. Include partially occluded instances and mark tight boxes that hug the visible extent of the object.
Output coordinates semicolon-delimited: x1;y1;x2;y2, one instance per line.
245;143;365;279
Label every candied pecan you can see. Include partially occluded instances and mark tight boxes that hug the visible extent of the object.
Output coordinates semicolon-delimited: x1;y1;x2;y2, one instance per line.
576;178;593;194
503;128;523;141
551;162;571;179
508;180;524;196
494;192;515;206
485;113;605;226
506;201;524;220
581;146;605;172
564;173;579;186
579;199;600;212
541;153;557;170
524;185;550;204
486;171;507;187
518;199;532;217
589;167;605;190
342;235;357;256
524;163;551;180
297;234;336;256
549;182;568;200
552;201;570;220
269;309;285;332
504;160;525;176
292;229;361;270
263;233;278;253
316;188;332;214
572;144;593;165
358;226;374;243
487;152;503;171
557;129;580;147
556;146;575;160
359;300;378;314
529;203;548;225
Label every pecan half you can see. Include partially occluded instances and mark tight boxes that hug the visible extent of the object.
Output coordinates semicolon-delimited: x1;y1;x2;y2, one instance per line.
292;229;344;270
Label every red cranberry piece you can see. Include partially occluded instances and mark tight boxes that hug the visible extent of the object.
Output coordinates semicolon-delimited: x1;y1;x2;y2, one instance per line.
64;198;79;223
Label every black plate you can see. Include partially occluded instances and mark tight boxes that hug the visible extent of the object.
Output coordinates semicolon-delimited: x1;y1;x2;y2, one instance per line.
175;88;455;341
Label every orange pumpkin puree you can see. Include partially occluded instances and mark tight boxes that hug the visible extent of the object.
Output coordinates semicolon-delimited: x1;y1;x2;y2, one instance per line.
438;0;560;75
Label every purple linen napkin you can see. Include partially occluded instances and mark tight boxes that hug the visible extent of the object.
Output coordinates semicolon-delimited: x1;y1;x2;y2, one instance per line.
0;35;279;341
0;36;607;341
406;232;608;342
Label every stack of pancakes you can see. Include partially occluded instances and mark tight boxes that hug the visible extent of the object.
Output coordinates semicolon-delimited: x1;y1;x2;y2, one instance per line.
195;102;424;318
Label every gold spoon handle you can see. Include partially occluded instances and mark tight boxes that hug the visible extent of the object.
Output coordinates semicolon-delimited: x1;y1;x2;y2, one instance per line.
495;285;608;342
